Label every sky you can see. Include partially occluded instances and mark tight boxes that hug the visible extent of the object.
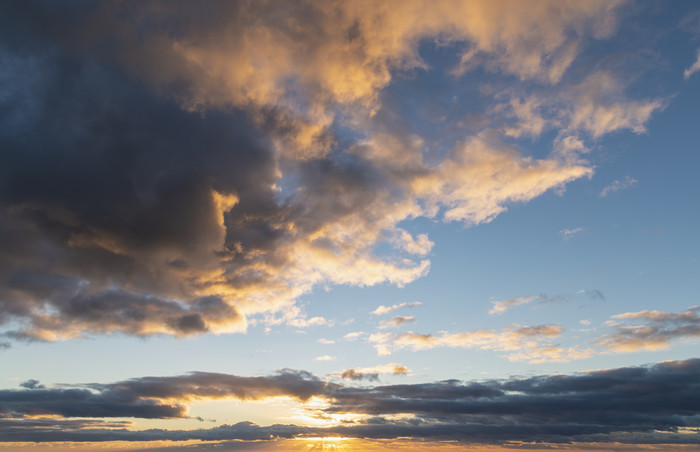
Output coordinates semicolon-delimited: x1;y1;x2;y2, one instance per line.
0;0;699;450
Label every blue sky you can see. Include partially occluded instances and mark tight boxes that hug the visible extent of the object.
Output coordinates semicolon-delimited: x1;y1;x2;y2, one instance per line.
0;1;699;450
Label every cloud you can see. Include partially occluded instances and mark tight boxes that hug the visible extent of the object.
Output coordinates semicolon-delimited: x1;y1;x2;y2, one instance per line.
684;50;700;79
97;0;624;112
392;231;434;256
562;71;665;139
578;289;606;300
314;355;336;362
265;305;334;329
371;302;422;316
343;332;365;341
560;227;585;240
4;359;700;447
600;175;638;197
499;71;665;152
368;323;590;363
379;316;416;329
339;364;410;381
597;306;700;352
489;296;537;315
412;134;593;225
0;1;662;345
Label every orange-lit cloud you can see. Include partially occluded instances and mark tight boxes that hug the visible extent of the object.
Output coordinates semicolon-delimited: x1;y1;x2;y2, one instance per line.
598;306;700;352
367;323;591;363
0;0;662;346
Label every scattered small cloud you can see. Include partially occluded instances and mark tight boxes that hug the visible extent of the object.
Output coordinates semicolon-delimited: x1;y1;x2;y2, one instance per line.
317;338;335;345
489;296;537;315
265;306;334;329
314;355;336;362
379;316;416;329
560;227;585;240
577;289;606;300
368;332;395;356
371;302;422;316
600;175;638;197
393;231;434;256
489;293;569;315
586;289;606;300
343;332;365;341
684;50;700;79
597;306;700;352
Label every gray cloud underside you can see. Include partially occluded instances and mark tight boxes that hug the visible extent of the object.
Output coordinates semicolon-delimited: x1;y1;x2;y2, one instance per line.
0;3;393;339
0;370;333;419
0;0;433;341
2;359;699;445
4;421;700;446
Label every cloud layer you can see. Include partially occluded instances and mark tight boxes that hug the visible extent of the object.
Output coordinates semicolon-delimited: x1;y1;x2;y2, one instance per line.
2;359;700;446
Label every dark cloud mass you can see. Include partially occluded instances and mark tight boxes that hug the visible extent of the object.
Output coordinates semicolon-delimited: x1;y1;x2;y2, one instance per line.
0;0;617;344
0;4;282;339
1;359;700;445
0;0;437;342
0;370;335;420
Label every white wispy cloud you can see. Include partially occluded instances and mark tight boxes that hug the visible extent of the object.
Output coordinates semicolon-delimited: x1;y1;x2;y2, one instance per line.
489;296;538;315
314;355;336;362
371;302;422;316
369;324;592;363
560;227;585;240
597;306;700;352
343;332;365;341
600;175;638;197
684;50;700;79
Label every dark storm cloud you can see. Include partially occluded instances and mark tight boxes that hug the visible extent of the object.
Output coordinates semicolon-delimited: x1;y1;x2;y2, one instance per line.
2;359;699;445
0;2;294;340
0;0;432;342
